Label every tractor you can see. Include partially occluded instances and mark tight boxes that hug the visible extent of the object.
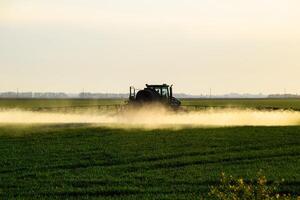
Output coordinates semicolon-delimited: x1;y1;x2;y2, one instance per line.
129;84;181;109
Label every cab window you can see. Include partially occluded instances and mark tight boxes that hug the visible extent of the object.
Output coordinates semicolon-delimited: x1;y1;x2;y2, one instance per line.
154;88;161;95
162;87;169;98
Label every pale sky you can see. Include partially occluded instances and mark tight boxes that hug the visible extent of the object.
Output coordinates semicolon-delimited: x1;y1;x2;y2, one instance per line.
1;0;300;94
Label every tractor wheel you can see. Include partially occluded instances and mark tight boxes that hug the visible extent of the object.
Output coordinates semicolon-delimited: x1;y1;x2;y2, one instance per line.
135;90;156;103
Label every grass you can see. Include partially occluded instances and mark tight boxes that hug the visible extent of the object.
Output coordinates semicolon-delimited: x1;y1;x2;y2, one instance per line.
0;98;299;199
0;99;126;109
1;98;300;111
181;98;300;110
0;125;299;199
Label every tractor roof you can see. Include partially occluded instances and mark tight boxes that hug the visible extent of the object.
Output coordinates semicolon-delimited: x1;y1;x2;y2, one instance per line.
146;84;169;88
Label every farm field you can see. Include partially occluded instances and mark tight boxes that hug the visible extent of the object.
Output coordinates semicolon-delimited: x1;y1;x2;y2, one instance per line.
0;125;299;199
0;99;300;199
0;99;125;110
181;98;300;110
1;98;300;110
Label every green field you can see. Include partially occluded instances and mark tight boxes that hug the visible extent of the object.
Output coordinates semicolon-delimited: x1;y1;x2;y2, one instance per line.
181;98;300;110
1;98;300;111
0;125;299;199
0;99;125;109
0;99;300;199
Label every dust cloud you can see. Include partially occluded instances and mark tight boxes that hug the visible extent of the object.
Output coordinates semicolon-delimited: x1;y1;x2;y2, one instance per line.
1;105;300;129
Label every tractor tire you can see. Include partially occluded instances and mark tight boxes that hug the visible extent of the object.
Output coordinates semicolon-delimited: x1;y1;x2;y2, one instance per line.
135;90;156;103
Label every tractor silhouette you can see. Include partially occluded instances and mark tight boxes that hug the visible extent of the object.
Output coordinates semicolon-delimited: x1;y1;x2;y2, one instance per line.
129;84;181;109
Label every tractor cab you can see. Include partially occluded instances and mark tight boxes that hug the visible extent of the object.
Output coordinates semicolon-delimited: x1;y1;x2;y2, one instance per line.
129;84;181;108
146;84;170;100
